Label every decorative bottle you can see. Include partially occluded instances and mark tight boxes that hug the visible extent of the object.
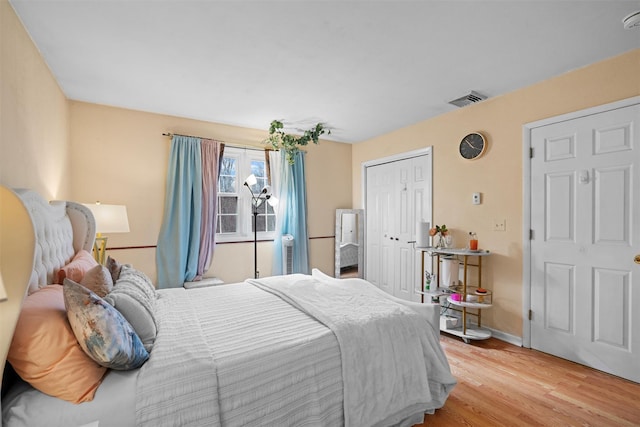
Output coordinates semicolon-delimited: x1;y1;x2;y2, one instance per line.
469;232;478;251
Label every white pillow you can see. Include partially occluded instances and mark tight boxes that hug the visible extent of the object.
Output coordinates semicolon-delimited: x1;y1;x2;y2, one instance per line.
103;266;157;352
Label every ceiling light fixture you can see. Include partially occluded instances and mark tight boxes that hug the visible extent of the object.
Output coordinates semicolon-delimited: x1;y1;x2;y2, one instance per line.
622;10;640;29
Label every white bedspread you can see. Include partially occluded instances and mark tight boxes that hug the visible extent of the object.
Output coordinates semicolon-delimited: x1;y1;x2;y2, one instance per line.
136;283;344;427
136;287;220;426
249;272;456;427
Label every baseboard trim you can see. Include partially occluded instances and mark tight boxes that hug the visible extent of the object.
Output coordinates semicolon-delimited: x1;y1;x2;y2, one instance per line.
438;313;523;347
487;328;523;347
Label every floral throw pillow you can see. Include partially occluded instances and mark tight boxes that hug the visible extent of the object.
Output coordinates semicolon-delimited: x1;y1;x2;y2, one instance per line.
63;279;149;370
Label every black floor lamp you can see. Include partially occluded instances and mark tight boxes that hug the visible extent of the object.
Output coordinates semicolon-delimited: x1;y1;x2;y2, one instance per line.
244;174;278;279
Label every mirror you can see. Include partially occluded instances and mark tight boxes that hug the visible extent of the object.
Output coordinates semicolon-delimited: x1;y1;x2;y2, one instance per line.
335;209;364;278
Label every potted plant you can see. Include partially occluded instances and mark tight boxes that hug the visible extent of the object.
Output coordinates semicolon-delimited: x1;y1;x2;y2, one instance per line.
429;224;448;248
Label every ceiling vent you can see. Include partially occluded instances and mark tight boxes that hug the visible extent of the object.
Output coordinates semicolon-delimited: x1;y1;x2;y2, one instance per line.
448;91;487;108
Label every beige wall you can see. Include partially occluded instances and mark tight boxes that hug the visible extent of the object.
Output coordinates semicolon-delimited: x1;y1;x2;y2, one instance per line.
353;49;640;338
4;0;639;339
68;101;352;283
1;0;351;285
0;0;70;200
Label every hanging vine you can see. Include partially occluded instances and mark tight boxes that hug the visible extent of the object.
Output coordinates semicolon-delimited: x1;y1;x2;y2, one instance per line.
265;120;330;164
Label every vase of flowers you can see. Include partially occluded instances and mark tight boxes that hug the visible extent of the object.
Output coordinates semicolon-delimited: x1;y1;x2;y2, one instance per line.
429;224;448;248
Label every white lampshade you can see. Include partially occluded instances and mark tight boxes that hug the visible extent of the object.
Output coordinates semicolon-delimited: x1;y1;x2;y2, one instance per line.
244;174;257;187
82;203;130;233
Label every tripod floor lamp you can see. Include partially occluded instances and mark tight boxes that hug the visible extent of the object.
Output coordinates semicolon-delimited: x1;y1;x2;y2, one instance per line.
244;174;278;279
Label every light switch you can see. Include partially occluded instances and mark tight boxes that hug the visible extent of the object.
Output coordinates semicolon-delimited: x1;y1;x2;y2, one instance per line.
472;192;481;205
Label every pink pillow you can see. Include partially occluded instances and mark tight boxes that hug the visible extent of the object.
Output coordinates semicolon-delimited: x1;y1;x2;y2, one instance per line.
7;285;107;403
56;249;98;284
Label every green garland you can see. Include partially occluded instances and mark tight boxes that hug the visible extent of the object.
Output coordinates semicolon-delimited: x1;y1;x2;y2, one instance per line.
266;120;330;164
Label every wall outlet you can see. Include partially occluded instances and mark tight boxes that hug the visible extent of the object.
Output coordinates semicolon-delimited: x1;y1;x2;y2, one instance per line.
472;192;481;205
493;219;506;231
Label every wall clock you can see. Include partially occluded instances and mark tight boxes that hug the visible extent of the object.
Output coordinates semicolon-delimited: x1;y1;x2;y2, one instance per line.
459;132;487;160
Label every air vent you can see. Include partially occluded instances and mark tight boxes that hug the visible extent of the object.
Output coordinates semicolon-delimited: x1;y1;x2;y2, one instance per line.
448;91;487;108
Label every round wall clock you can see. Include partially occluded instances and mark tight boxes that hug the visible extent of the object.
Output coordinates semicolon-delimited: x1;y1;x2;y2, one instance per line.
459;132;487;160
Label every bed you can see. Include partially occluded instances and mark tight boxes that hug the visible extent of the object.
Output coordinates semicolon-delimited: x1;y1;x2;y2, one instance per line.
0;188;455;427
339;242;359;269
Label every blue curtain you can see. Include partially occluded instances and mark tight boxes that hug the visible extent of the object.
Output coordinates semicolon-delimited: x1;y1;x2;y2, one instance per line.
156;136;203;288
272;150;309;275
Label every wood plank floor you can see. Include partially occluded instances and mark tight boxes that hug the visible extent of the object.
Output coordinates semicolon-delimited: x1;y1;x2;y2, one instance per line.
415;334;640;426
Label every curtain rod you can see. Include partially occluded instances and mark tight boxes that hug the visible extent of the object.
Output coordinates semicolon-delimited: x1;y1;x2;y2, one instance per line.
162;132;271;152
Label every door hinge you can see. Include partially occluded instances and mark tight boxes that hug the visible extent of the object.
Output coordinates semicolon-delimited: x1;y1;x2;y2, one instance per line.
529;229;534;240
530;147;534;158
528;309;532;320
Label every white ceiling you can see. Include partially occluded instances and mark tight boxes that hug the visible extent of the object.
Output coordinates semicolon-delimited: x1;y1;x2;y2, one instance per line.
9;1;640;143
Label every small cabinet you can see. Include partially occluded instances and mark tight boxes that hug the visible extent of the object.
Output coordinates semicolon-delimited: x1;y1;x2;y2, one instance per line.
417;248;492;343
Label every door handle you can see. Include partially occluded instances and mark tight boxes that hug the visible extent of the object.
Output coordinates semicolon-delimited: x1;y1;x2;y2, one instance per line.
579;169;590;184
635;255;640;265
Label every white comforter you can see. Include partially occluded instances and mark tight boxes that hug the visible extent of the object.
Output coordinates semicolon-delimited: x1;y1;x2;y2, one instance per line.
135;271;455;427
137;281;343;427
250;271;456;427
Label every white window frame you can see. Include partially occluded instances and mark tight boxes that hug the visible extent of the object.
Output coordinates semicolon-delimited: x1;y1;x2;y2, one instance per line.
216;147;277;243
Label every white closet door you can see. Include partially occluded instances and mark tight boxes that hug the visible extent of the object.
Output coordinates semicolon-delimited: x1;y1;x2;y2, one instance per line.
365;161;395;296
365;154;430;302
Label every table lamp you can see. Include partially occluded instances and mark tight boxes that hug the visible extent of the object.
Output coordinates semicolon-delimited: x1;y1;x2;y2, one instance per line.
82;202;130;265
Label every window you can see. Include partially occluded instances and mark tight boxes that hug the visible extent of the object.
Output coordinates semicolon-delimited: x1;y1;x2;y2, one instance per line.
216;147;276;242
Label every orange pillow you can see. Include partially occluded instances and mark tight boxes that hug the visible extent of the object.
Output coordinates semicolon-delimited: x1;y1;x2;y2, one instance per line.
56;249;98;284
7;285;107;403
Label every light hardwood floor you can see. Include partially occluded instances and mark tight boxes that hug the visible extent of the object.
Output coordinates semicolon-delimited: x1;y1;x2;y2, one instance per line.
416;334;640;426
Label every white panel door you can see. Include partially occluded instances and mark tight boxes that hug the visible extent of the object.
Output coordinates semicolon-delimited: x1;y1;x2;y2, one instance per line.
366;154;429;302
396;159;412;300
400;156;430;302
365;161;394;296
530;103;640;382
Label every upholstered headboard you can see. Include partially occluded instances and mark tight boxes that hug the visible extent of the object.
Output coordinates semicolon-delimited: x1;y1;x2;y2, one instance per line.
14;189;95;294
0;187;96;407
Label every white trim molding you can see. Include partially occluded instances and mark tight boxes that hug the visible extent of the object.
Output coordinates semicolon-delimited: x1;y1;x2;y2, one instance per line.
521;96;640;349
487;328;523;347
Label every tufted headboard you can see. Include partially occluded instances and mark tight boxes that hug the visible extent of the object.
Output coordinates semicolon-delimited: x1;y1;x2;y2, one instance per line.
14;189;95;294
